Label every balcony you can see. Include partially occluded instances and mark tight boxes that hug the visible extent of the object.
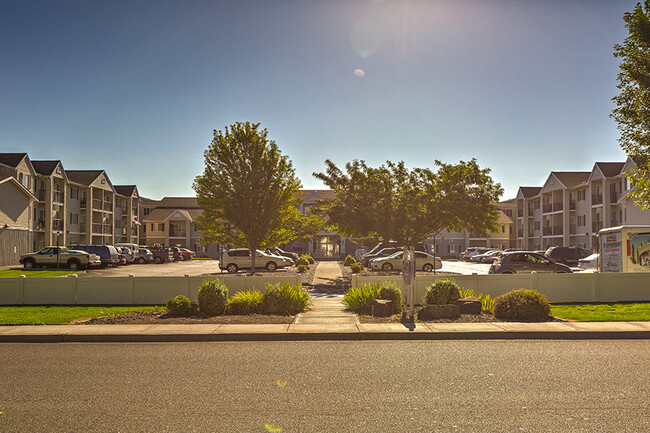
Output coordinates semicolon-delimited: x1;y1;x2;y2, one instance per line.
92;199;102;210
610;219;619;227
92;223;102;233
103;202;113;212
38;190;46;202
80;199;87;209
592;221;603;232
542;203;552;213
469;232;486;239
528;209;534;217
543;226;552;236
517;230;523;238
552;201;563;212
169;229;187;238
53;191;63;204
36;219;45;231
569;201;576;210
527;231;534;238
569;225;576;235
610;192;618;204
592;193;603;205
80;223;86;233
103;225;112;234
517;208;523;216
52;219;63;231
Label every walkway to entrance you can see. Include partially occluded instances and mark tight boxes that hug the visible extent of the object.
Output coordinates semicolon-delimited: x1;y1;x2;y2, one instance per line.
295;261;358;325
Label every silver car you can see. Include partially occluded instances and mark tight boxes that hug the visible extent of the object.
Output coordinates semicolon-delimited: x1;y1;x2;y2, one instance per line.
489;251;572;274
222;248;293;273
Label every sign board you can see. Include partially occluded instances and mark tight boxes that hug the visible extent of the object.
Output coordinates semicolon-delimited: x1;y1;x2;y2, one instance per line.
601;232;622;272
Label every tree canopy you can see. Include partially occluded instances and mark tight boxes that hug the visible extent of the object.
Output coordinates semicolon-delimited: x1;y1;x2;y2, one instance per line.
313;159;503;247
193;121;324;271
612;0;650;208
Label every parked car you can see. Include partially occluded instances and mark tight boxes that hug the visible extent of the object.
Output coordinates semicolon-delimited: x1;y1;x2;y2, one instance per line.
118;246;135;264
68;244;119;267
364;247;403;267
221;248;293;273
147;246;174;264
370;251;442;272
461;247;492;261
20;246;100;270
489;251;572;274
134;247;155;264
544;246;592;267
361;243;427;266
267;247;298;262
577;253;599;271
474;250;503;263
178;248;195;261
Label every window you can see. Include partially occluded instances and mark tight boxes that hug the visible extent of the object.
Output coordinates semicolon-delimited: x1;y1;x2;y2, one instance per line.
534;200;540;210
577;189;586;201
69;213;79;225
577;215;586;227
70;188;78;200
157;223;165;231
534;221;540;230
18;173;30;189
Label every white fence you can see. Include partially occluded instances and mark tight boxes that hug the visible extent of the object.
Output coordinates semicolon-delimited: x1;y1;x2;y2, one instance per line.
351;273;650;303
0;275;302;305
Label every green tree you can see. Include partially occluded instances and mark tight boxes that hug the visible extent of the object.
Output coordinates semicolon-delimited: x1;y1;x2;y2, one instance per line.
612;1;650;208
194;122;322;273
313;159;503;247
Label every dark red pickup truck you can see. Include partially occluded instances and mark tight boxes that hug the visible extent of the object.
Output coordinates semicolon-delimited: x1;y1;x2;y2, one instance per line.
147;246;174;264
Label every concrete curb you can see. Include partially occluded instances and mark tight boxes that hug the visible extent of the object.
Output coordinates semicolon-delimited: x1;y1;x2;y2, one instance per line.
1;322;649;343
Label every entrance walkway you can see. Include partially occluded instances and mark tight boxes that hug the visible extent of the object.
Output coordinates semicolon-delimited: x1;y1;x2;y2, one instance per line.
295;261;358;325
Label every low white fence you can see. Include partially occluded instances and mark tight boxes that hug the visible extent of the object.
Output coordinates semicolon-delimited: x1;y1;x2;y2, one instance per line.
351;273;650;303
0;275;302;305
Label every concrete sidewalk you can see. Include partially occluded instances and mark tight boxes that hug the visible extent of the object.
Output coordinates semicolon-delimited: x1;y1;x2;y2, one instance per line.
1;321;649;343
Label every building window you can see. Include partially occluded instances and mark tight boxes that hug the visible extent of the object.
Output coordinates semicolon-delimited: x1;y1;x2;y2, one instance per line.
70;188;78;200
18;173;30;189
577;189;586;201
70;213;79;225
577;215;586;227
534;221;540;230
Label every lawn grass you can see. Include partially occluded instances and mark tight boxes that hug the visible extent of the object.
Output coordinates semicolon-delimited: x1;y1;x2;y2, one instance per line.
551;302;650;322
0;269;83;278
0;306;165;325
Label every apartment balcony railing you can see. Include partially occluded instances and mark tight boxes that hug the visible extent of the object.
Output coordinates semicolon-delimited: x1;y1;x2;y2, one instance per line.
80;223;86;233
103;225;112;234
132;228;138;236
527;232;534;238
592;221;603;232
517;230;523;238
543;226;552;236
92;223;102;233
80;198;87;209
53;191;64;204
92;199;102;210
36;219;45;231
610;192;618;204
52;219;63;231
517;208;523;216
569;201;576;210
553;225;563;235
38;190;46;201
528;209;534;217
469;232;486;238
610;219;619;227
542;203;552;213
169;229;187;238
103;202;113;212
553;201;563;212
592;194;603;205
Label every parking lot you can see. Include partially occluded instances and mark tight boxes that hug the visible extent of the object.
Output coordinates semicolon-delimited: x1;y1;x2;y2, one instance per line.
77;259;222;277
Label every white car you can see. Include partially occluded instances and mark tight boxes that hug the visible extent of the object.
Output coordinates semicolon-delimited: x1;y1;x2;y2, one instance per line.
370;251;442;272
577;253;599;271
221;248;293;273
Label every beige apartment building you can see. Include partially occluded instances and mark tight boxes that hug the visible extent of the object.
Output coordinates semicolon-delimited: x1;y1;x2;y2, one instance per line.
515;158;650;251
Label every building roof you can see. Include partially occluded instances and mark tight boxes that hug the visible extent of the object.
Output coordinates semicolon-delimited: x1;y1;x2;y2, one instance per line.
551;171;590;188
594;162;625;178
519;187;542;198
0;153;28;168
157;197;200;208
114;185;138;196
31;160;61;176
65;170;104;186
298;190;336;201
142;208;196;223
0;176;38;201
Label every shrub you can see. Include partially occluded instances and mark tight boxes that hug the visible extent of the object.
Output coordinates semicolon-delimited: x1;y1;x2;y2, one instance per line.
227;290;264;315
342;283;380;314
379;281;402;314
261;283;311;315
297;264;309;273
295;257;309;266
301;254;315;265
493;289;550;321
343;255;357;266
197;278;229;315
166;295;198;317
350;262;364;273
423;279;461;305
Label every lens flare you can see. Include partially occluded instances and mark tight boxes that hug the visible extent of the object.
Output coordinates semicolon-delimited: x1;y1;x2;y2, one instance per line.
354;69;365;78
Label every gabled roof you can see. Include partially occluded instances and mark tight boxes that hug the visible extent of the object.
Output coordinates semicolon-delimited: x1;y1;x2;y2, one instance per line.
298;190;336;202
518;187;542;199
594;162;625;178
31;160;60;176
65;170;104;186
157;197;200;209
114;185;138;197
142;208;195;223
550;171;590;189
0;176;38;201
0;153;28;168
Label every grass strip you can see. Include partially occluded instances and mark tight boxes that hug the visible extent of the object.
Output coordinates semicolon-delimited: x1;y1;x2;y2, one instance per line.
551;302;650;322
0;306;165;325
0;269;83;278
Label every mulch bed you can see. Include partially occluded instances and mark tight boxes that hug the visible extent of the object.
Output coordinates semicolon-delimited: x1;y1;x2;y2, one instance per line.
358;309;568;324
78;311;295;325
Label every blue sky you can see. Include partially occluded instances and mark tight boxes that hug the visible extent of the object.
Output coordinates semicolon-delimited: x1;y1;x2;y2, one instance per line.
0;0;637;200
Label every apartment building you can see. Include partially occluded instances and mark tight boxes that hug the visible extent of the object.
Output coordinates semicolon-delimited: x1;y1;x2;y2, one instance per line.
0;153;140;265
515;158;650;251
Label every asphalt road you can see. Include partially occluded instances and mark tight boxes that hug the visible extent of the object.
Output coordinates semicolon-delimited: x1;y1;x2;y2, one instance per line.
1;340;648;432
77;259;222;277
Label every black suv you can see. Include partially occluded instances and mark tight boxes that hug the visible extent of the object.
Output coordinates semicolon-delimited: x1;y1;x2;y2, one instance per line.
544;247;591;267
489;251;572;274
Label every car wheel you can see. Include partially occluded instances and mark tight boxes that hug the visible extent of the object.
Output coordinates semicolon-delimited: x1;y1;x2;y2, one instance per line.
138;257;146;264
266;261;277;271
556;270;567;273
422;263;434;272
226;263;238;274
382;262;393;271
154;256;162;264
68;260;80;271
23;259;35;270
501;270;514;274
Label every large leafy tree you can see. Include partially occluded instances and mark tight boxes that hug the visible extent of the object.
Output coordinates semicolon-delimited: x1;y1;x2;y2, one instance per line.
194;122;322;273
612;1;650;208
313;159;503;247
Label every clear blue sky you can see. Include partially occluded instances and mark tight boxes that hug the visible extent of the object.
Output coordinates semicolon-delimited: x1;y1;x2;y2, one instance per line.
0;0;637;200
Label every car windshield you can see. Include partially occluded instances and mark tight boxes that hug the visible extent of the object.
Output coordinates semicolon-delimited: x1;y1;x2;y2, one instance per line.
386;252;402;259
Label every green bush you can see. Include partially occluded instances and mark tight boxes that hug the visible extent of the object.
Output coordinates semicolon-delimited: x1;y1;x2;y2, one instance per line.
379;281;402;314
423;279;461;305
261;283;311;315
297;264;309;273
300;254;315;265
342;283;380;314
197;278;229;315
350;262;364;273
227;290;264;315
493;289;550;321
343;255;357;266
295;257;309;266
166;295;198;317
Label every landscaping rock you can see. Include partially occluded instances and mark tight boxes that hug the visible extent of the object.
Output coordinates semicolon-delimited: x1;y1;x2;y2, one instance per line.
417;304;460;321
372;299;393;317
457;296;482;314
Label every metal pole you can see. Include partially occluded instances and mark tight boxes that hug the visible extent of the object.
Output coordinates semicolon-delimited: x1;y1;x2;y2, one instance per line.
410;245;415;320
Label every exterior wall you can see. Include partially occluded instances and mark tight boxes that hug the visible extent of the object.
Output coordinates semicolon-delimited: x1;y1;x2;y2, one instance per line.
0;181;33;266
